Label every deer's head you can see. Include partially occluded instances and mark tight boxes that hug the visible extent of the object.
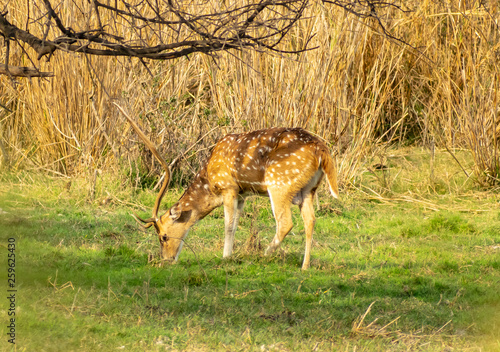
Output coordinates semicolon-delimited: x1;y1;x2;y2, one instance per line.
133;178;195;263
118;104;193;264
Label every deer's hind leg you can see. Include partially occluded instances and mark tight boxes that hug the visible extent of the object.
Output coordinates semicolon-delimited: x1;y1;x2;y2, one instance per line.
300;191;316;270
265;189;294;255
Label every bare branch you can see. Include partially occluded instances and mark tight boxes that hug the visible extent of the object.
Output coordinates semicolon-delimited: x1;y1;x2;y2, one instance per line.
0;12;56;60
0;64;54;77
0;0;309;69
0;0;418;77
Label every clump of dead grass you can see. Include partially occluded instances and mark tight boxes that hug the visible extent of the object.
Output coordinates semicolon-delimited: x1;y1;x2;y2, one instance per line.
0;0;498;188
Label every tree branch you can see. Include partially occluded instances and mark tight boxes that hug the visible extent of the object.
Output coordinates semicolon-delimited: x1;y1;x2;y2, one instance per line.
0;64;54;78
0;12;56;60
0;0;417;77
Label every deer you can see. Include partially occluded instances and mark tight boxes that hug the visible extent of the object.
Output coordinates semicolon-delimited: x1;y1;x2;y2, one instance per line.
120;108;339;270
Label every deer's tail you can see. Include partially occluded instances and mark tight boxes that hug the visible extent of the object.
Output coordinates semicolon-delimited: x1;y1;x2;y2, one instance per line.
319;147;339;199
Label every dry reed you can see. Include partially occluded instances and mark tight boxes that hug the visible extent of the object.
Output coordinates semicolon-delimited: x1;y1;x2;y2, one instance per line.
0;0;498;187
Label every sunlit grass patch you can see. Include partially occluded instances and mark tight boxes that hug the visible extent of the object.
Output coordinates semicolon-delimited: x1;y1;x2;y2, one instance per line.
1;148;500;351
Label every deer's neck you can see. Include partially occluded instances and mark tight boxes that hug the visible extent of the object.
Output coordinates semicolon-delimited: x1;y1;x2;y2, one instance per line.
176;167;222;222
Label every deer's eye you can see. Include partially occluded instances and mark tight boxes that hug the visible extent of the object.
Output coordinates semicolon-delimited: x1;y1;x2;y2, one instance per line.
161;235;168;242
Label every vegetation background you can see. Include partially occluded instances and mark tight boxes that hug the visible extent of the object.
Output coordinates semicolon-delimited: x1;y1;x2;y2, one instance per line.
0;0;499;351
1;0;499;187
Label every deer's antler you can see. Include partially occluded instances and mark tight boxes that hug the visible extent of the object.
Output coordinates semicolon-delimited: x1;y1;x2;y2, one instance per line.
114;103;170;220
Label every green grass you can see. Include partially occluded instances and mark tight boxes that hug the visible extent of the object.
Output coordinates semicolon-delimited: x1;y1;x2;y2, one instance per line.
0;149;499;351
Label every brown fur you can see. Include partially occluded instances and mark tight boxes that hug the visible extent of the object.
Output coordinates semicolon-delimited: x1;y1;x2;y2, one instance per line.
137;127;339;269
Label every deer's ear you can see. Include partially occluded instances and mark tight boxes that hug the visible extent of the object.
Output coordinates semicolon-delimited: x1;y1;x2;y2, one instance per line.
169;204;182;221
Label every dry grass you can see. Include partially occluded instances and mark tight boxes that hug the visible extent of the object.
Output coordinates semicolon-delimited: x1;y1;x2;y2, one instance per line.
0;0;499;187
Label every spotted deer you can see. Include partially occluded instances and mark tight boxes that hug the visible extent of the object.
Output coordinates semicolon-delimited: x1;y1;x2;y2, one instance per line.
124;113;339;269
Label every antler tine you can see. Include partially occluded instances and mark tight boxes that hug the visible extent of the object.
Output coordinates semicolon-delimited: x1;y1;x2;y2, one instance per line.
131;212;155;228
114;103;171;219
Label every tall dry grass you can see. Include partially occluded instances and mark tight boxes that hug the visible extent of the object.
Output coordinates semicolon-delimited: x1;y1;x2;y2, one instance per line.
0;0;499;188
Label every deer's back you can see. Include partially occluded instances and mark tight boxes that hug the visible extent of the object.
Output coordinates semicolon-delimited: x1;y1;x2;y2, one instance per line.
206;128;326;195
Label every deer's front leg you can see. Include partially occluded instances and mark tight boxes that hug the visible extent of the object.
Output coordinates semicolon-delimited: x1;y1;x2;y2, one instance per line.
223;191;245;258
